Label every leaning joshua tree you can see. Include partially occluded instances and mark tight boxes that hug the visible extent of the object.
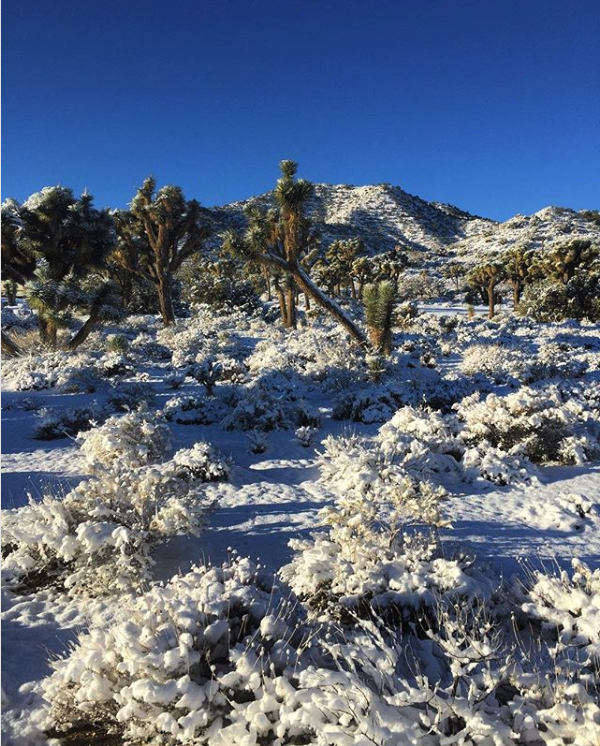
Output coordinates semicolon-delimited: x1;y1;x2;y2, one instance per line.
222;161;368;347
114;178;211;325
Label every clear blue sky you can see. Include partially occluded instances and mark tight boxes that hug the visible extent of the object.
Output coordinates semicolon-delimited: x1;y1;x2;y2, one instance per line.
2;0;599;221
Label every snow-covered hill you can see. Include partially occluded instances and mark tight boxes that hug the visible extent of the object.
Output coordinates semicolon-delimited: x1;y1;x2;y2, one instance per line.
453;206;600;265
204;184;599;260
205;183;494;254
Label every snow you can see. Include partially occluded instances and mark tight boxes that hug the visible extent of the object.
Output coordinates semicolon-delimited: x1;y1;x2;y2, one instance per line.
2;304;599;744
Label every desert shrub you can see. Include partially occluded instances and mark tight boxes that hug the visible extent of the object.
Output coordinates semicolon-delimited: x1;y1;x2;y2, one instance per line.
130;331;172;361
108;382;156;412
164;394;228;425
460;342;588;385
183;267;261;313
295;426;318;447
105;333;130;353
455;385;600;465
1;437;228;596
99;351;135;377
78;408;172;471
222;379;294;432
2;350;102;393
1;303;38;332
41;557;312;744
397;272;444;301
33;405;105;440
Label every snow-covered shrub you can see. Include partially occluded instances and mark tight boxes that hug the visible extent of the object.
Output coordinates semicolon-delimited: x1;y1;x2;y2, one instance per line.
172;442;231;482
2;350;101;393
223;385;290;432
456;386;600;465
130;331;172;361
190;355;223;395
164;393;227;425
296;426;318;447
1;303;37;332
108;381;156;413
33;405;105;440
41;558;312;743
1;440;227;595
460;342;588;385
247;430;268;454
78;409;172;471
165;371;186;389
518;559;600;648
281;471;485;623
99;352;134;377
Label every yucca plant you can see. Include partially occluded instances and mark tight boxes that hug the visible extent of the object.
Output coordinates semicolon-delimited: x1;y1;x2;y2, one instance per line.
363;280;396;356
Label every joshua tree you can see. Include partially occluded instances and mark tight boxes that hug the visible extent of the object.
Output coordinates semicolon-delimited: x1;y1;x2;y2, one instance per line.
273;160;314;327
537;239;599;285
222;161;367;347
14;187;116;346
363;280;397;356
504;246;534;307
1;199;36;290
324;238;364;298
442;262;465;293
114;178;211;325
468;261;505;319
352;256;374;298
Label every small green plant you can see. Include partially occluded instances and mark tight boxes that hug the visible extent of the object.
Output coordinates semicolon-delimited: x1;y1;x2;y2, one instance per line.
106;334;130;354
363;280;396;356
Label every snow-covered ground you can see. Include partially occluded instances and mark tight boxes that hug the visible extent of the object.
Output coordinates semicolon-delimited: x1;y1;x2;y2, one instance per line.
2;303;599;744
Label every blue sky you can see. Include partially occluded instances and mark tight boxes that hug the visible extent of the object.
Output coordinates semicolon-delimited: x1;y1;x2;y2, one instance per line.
2;0;599;221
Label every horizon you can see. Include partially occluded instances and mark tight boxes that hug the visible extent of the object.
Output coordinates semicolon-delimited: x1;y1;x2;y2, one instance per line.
2;0;599;221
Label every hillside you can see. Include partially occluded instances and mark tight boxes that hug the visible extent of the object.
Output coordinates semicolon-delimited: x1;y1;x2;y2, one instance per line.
205;183;495;254
204;184;600;260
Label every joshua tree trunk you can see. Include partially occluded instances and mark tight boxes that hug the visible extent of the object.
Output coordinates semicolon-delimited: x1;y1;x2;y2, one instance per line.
2;330;21;357
305;292;311;311
284;285;297;328
40;317;58;348
262;269;272;301
66;308;101;351
511;281;522;308
5;280;18;306
276;287;288;326
350;279;357;300
157;274;175;326
487;284;496;319
266;259;367;348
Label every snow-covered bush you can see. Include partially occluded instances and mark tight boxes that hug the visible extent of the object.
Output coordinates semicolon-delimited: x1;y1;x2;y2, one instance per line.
164;393;228;425
172;442;231;482
460;342;588;384
296;426;318;447
2;350;102;393
41;558;312;743
105;333;130;354
99;351;134;377
1;439;228;595
247;430;268;454
456;386;600;465
108;381;156;413
78;409;172;471
1;303;38;332
223;385;290;432
33;405;105;440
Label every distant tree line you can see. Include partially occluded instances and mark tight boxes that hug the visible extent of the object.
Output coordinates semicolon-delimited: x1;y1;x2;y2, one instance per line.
2;164;598;358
